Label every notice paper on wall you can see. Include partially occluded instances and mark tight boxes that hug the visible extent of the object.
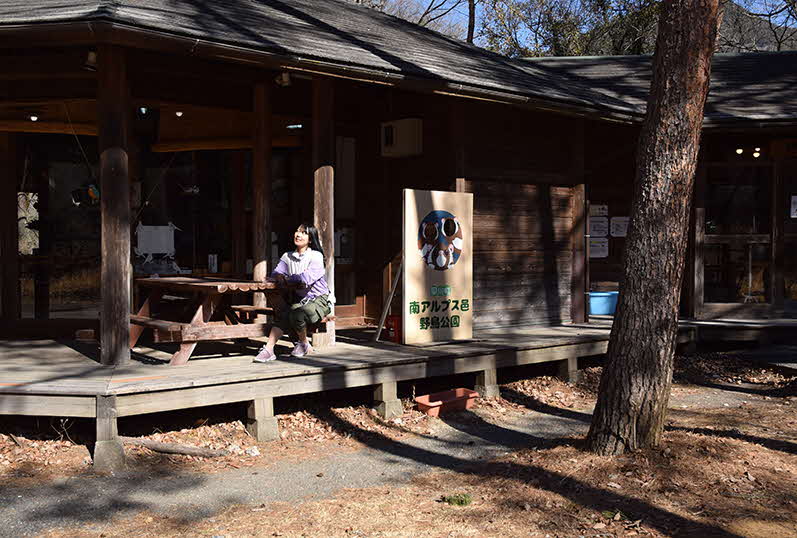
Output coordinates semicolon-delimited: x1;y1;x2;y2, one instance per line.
589;238;609;258
791;195;797;218
589;216;609;237
590;204;608;217
610;216;630;237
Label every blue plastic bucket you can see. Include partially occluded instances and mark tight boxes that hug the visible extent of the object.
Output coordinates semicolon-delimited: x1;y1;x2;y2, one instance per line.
588;291;618;315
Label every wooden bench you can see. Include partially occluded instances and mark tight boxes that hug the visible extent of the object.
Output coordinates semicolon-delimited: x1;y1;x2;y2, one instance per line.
229;305;275;323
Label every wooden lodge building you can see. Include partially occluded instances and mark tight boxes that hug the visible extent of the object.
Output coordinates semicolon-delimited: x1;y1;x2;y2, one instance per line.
1;1;797;469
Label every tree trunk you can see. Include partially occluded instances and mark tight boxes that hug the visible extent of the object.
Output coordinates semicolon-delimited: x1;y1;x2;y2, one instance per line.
467;0;476;44
586;0;719;456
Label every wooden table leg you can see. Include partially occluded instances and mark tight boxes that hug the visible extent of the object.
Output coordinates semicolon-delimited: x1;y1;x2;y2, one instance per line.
129;290;163;348
169;295;218;366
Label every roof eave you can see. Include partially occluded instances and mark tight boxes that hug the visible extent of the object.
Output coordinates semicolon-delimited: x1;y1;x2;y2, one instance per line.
0;19;642;124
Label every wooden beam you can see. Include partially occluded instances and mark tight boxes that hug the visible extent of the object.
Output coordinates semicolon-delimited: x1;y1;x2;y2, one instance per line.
252;81;273;307
151;135;300;153
0;121;97;136
0;133;20;321
97;44;132;366
570;120;587;323
312;77;335;301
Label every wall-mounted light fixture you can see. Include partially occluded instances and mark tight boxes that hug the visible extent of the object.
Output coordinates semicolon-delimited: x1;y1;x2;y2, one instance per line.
84;51;97;71
175;111;184;118
735;148;743;155
29;115;38;122
275;72;291;87
286;123;303;129
139;107;148;115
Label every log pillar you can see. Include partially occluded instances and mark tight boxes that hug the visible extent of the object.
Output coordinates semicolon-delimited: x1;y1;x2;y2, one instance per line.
570;120;587;323
93;395;126;472
0;134;20;321
374;381;402;419
97;44;132;366
252;81;273;307
312;77;335;341
246;397;280;441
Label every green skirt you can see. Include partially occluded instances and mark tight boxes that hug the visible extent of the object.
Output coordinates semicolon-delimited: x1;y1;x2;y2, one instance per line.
274;294;331;333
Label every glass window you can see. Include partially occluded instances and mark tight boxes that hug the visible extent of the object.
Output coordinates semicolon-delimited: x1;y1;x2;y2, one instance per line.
704;243;770;303
705;166;771;235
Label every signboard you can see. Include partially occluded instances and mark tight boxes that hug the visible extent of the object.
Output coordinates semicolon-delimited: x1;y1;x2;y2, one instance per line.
610;216;630;237
589;238;609;258
589;216;609;237
791;195;797;218
590;204;608;217
403;189;473;344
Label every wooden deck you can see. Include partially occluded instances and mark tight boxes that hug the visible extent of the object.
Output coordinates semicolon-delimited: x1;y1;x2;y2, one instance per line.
0;321;697;470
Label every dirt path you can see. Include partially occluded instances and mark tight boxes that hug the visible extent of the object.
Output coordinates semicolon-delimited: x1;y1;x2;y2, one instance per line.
2;347;795;537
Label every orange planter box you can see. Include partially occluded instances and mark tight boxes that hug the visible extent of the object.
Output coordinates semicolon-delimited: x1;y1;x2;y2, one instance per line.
414;388;479;417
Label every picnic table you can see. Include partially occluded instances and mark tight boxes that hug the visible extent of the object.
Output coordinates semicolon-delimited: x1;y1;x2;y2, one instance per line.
129;276;293;366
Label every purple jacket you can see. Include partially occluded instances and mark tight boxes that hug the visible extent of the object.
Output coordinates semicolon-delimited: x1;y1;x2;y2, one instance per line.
272;248;329;302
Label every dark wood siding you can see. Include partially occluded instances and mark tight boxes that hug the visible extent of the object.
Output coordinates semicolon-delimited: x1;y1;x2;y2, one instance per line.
463;179;574;326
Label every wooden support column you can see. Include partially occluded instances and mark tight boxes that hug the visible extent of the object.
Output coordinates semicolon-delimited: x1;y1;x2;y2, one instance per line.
475;368;500;399
230;152;247;276
246;397;280;441
97;44;131;366
0;133;20;321
570;120;587;323
693;160;706;319
94;395;126;472
252;81;273;307
374;381;402;419
556;356;579;383
772;162;784;313
313;77;335;339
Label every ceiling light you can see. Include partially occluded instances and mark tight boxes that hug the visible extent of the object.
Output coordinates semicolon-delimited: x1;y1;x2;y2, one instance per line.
29;115;38;122
286;123;303;129
175;111;183;118
735;148;743;155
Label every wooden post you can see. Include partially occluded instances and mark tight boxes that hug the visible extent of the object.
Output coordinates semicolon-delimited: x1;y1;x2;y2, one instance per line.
230;151;247;276
556;356;579;383
693;160;706;318
570;120;587;323
313;77;335;339
374;381;402;419
475;368;500;399
246;397;280;441
34;165;50;319
771;162;784;313
97;44;131;366
252;82;273;307
0;134;20;321
94;395;126;472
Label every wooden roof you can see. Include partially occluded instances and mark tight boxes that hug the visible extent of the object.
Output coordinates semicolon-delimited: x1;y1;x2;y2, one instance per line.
2;1;797;125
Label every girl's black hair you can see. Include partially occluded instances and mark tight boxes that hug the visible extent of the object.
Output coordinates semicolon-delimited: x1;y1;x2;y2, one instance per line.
299;222;325;263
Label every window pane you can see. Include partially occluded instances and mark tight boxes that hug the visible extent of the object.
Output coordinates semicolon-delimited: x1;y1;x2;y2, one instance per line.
704;243;770;303
705;166;771;235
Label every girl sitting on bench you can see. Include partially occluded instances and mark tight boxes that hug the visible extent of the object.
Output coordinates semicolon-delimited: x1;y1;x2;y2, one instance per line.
255;223;332;361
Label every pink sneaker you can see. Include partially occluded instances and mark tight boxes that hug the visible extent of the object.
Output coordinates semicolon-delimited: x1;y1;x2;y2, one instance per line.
253;346;277;362
290;341;313;358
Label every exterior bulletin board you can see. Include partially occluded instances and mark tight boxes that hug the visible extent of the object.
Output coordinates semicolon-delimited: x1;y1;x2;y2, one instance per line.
402;189;473;344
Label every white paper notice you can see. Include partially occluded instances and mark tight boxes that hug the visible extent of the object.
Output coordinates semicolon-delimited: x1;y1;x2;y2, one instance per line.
589;204;608;217
791;195;797;218
610;216;630;237
589;216;609;237
589;238;609;258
